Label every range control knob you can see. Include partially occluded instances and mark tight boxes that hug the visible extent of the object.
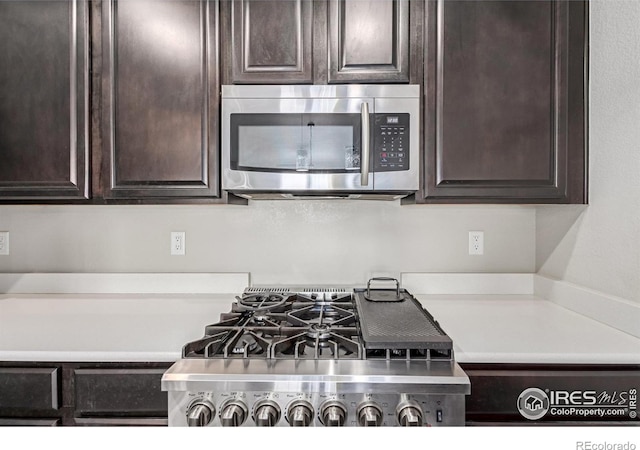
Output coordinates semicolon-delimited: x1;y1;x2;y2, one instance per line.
220;400;248;427
320;400;347;427
396;401;424;427
186;400;215;427
357;401;383;427
287;400;314;427
254;400;281;427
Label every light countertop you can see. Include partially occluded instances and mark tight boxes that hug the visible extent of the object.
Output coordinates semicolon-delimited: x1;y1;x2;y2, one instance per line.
0;294;234;362
416;295;640;365
0;293;639;364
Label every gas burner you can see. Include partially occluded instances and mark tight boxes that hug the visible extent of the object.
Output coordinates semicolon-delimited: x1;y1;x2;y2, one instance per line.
285;304;357;328
271;328;361;359
230;334;259;355
306;324;332;347
270;303;362;359
236;292;290;312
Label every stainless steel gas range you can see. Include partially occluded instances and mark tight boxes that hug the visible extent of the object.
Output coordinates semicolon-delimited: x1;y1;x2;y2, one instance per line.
161;280;470;427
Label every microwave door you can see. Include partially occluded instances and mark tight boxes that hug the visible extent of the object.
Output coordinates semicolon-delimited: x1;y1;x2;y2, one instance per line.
223;98;374;192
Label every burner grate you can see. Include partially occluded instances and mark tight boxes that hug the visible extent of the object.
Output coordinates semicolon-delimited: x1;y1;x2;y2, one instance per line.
182;287;454;362
182;292;363;360
244;287;291;294
300;287;348;293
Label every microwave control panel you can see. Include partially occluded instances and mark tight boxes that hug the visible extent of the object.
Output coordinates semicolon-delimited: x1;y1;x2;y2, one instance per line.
372;114;410;172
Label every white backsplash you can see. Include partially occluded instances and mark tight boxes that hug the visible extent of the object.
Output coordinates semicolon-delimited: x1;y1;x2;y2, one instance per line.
0;201;535;285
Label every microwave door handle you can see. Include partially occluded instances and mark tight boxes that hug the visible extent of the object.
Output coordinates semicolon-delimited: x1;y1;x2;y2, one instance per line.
360;102;370;186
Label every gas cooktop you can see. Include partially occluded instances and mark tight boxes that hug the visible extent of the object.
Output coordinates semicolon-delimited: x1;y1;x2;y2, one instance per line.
162;280;470;427
182;285;453;361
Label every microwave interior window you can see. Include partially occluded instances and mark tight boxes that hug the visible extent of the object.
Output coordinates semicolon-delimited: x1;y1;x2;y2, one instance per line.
232;114;361;173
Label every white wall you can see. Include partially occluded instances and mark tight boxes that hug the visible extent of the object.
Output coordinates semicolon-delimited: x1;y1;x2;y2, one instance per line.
537;0;640;303
0;202;535;286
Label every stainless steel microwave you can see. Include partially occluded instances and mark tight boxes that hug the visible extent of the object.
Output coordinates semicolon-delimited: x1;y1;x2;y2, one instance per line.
222;85;420;200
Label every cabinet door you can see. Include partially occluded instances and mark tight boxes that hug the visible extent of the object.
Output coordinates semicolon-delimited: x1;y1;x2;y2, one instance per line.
328;0;410;83
223;0;313;84
424;1;587;203
100;0;219;199
0;367;60;411
0;0;89;201
74;368;167;418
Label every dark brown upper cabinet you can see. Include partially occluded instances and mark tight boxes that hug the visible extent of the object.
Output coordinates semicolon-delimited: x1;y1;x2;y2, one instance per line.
222;0;313;84
222;0;421;85
97;0;220;200
0;0;89;201
328;0;409;83
422;0;587;203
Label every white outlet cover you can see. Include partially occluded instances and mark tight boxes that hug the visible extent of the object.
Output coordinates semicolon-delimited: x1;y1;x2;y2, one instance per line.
0;231;9;256
170;231;185;256
468;231;484;255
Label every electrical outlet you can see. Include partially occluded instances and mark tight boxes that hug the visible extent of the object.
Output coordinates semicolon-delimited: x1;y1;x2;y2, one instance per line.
170;231;185;256
0;231;9;256
468;231;483;255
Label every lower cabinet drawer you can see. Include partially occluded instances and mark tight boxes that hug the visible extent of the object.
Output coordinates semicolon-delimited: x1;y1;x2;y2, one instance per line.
0;367;60;411
0;418;60;426
74;368;167;417
74;417;167;426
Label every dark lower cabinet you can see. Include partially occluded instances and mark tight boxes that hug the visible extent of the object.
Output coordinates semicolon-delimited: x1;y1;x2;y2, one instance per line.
461;364;640;426
0;418;61;426
0;362;171;426
0;367;60;412
3;362;636;426
74;368;168;422
422;0;587;203
0;0;90;201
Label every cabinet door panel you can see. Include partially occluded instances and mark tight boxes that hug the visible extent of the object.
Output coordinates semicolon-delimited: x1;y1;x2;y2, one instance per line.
424;0;587;202
0;368;60;411
226;0;313;83
102;0;219;198
74;368;167;417
328;0;409;83
0;0;89;200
